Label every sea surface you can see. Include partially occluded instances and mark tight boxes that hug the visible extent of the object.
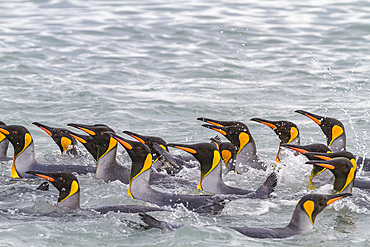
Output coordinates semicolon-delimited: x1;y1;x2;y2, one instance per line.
0;0;369;246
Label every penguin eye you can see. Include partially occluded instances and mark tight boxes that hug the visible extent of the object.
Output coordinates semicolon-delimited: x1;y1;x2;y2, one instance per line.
201;148;206;153
137;146;142;151
13;130;18;135
318;200;324;207
59;177;64;182
100;131;105;136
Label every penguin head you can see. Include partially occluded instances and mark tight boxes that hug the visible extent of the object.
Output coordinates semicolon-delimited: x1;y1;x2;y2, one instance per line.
197;117;247;128
68;123;116;160
32;122;77;154
122;130;168;160
306;158;355;193
111;133;152;181
202;124;251;154
168;142;221;190
0;125;33;157
26;171;80;206
294;193;351;226
295;110;346;151
250;118;300;144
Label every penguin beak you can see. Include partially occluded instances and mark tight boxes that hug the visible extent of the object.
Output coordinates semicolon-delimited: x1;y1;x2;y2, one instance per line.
281;144;308;154
122;131;146;144
67;123;97;136
167;143;197;154
197;117;224;127
201;124;227;136
0;127;10;136
68;132;88;144
26;171;55;182
295;110;323;126
32;122;53;137
250;118;277;130
326;193;351;205
306;160;335;170
110;133;133;150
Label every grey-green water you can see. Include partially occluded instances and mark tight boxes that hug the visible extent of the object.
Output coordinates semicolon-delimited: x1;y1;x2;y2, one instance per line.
0;0;369;246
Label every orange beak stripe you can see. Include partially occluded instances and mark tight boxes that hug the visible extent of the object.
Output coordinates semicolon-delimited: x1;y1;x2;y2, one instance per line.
129;135;145;144
314;155;332;161
261;122;277;130
315;163;335;170
305;114;322;125
288;147;308;154
69;134;87;144
206;121;224;127
78;127;96;136
34;174;55;182
39;126;52;136
211;128;227;136
174;146;197;154
0;128;9;135
327;196;343;205
114;137;133;150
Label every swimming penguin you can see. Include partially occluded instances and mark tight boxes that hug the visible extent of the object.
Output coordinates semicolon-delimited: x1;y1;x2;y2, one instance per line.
32;122;78;155
167;142;277;198
295;109;370;171
306;158;355;193
0;121;12;161
26;171;166;213
67;123;195;188
67;130;98;161
295;110;346;152
198;117;266;173
304;151;370;190
250;118;300;163
111;133;229;214
139;193;351;238
0;125;95;178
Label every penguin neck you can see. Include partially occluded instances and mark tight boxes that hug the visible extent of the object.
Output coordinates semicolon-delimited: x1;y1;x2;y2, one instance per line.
199;161;225;193
13;143;37;177
95;146;119;179
328;136;346;152
0;139;9;157
235;140;258;171
333;172;353;193
128;167;152;200
286;205;314;235
59;192;80;210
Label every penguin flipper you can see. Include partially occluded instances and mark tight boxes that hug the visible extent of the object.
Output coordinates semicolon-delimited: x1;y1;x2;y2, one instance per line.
36;182;49;191
139;213;181;231
255;172;278;199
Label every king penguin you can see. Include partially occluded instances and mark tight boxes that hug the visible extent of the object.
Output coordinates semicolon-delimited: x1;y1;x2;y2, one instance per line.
306;158;355;193
167;142;277;198
32;122;78;155
139;193;351;238
0;125;95;178
26;171;166;213
304;151;370;190
198;117;266;173
295;109;370;172
111;133;226;214
250;118;300;163
0;121;12;161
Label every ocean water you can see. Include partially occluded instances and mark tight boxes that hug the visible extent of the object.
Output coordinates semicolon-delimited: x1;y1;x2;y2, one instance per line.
0;0;369;246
